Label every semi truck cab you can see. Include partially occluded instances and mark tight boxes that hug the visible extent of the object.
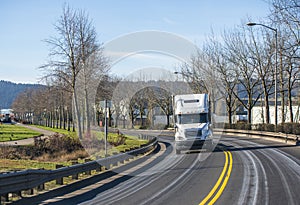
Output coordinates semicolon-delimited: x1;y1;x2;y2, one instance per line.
173;94;213;154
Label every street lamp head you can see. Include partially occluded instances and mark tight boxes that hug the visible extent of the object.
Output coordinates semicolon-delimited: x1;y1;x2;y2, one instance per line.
247;22;257;26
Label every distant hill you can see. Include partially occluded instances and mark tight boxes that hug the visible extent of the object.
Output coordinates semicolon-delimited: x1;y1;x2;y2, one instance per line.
0;80;43;109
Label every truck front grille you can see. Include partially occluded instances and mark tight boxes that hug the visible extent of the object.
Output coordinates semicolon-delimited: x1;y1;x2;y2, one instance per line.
185;129;202;138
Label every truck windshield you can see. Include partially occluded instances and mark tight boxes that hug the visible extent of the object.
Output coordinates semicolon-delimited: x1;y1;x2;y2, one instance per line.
177;113;208;124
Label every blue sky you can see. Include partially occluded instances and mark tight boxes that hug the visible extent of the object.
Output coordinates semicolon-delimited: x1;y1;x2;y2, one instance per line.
0;0;270;84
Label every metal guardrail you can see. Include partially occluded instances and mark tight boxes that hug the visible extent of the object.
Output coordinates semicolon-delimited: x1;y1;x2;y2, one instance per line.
214;129;299;145
0;135;157;201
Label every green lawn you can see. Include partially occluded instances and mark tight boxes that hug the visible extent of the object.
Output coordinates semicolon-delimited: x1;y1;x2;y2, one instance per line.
88;131;148;152
32;125;75;135
0;124;41;142
0;159;72;172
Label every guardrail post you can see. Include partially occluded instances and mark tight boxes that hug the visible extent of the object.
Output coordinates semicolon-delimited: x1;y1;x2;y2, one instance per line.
35;168;45;191
56;164;64;185
119;155;126;165
112;157;119;167
25;188;34;195
72;161;79;179
96;165;102;172
1;193;9;203
16;191;22;198
37;183;45;191
84;159;92;175
123;155;129;162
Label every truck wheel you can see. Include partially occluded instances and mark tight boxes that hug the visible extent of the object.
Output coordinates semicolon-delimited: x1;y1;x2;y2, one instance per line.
175;149;181;155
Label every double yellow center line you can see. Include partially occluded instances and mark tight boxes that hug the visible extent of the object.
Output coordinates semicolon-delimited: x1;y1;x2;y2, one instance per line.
199;151;233;205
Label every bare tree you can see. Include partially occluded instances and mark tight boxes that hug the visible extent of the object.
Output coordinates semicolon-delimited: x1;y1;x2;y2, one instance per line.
246;25;276;124
180;53;209;94
223;27;262;124
270;0;300;123
41;5;103;138
201;36;238;125
153;83;173;128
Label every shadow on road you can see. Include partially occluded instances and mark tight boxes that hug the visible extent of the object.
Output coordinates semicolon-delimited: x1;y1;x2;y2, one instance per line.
215;142;298;153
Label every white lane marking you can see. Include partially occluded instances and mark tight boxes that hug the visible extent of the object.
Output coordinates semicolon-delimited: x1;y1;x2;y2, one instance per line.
248;150;269;205
235;149;254;205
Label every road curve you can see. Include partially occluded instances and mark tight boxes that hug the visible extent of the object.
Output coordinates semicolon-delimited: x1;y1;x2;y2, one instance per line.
219;135;300;205
11;132;300;205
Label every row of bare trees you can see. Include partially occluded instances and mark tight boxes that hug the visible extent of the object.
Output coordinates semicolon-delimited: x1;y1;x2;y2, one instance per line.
11;79;186;131
179;0;300;125
12;86;74;130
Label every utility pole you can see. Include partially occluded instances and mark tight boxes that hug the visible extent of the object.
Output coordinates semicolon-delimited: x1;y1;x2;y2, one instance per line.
104;99;108;157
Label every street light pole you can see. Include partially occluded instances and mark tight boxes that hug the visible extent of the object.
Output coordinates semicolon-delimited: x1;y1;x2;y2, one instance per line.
247;22;278;129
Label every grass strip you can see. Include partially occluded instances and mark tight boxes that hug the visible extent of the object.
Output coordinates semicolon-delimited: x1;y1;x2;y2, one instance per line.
0;124;41;142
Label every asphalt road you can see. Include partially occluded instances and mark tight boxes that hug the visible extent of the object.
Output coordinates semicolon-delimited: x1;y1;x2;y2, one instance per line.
12;132;300;205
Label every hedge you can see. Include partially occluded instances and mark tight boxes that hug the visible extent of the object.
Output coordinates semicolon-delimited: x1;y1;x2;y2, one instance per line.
223;122;300;135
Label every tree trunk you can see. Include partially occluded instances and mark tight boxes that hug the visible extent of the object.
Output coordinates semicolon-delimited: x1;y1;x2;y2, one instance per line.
123;116;126;128
63;107;66;130
288;84;293;122
226;97;233;126
228;109;232;126
50;112;52;127
264;94;270;124
74;91;82;139
115;117;118;128
56;109;59;128
167;114;170;128
140;113;143;127
247;107;252;126
131;111;134;128
59;107;62;129
247;94;253;125
84;88;91;135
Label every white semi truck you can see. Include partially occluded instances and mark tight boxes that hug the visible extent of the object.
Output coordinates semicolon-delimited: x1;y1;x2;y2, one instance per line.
173;94;213;154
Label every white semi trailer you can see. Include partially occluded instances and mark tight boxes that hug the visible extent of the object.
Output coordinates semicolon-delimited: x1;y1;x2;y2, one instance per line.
173;94;213;154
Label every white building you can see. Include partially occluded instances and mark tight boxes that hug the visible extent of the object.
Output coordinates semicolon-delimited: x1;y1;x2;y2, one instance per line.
252;105;300;124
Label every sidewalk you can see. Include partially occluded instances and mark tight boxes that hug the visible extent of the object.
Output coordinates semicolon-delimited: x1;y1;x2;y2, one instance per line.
0;123;57;146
